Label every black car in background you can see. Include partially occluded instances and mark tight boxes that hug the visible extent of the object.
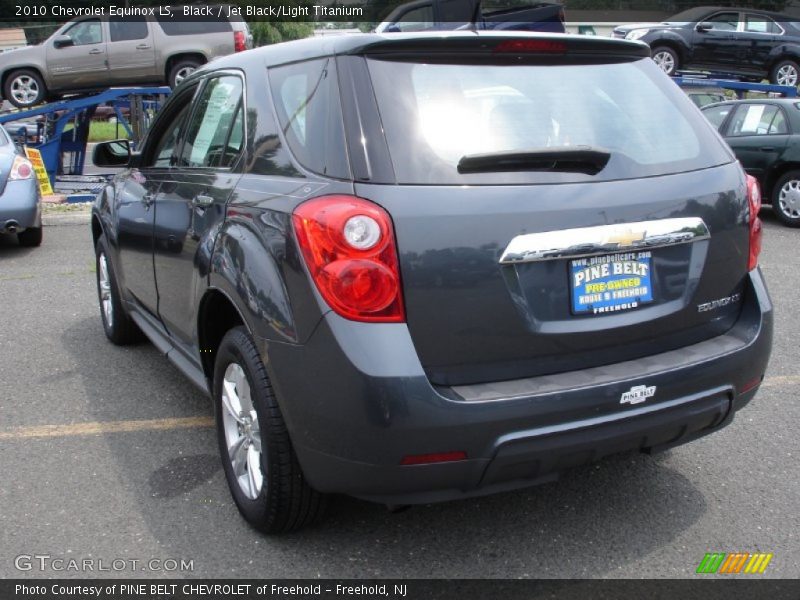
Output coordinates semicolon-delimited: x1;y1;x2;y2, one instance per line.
703;98;800;226
92;32;772;532
375;0;566;33
614;6;800;85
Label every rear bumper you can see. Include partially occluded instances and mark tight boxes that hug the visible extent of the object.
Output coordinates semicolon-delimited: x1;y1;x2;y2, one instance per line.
263;269;773;504
0;178;41;232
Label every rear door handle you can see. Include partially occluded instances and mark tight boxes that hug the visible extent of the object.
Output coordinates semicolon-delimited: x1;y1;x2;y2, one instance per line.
192;194;213;208
760;146;775;151
89;48;103;55
136;44;151;50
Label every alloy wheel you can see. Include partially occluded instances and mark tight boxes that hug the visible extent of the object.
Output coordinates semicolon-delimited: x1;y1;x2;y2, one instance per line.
10;75;39;105
652;51;675;75
98;252;113;327
778;179;800;220
776;64;799;87
221;362;263;500
173;66;196;86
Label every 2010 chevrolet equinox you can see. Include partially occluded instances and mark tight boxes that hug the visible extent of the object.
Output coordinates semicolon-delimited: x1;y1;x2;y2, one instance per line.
91;32;773;532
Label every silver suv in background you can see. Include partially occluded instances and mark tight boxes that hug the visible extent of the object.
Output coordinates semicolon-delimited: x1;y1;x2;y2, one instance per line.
0;6;252;108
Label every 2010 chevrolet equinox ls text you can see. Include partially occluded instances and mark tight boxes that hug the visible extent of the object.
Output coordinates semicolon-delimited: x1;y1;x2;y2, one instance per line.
91;32;773;532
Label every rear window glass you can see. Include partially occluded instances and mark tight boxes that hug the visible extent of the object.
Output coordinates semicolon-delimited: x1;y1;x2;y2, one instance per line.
702;104;732;130
269;58;350;179
366;58;732;185
155;16;231;35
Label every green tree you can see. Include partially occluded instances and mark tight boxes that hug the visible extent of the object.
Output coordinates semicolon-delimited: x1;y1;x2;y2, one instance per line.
234;0;315;46
248;21;314;45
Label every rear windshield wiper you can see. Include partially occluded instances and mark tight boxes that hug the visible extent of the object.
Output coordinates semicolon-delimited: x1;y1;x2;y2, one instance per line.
457;146;611;175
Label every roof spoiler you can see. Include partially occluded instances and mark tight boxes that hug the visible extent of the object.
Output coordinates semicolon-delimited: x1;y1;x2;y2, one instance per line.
351;34;651;62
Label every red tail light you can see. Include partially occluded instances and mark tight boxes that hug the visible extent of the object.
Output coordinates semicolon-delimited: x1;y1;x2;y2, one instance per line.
746;174;762;271
293;196;405;323
9;155;33;180
493;39;567;54
233;31;246;52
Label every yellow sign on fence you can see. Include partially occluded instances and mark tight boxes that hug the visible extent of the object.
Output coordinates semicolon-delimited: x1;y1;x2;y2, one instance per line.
23;147;53;196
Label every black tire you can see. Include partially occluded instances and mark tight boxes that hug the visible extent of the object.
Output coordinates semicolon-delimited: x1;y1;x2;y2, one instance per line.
772;170;800;227
168;59;202;88
651;46;679;76
770;59;800;87
214;326;326;533
3;69;46;108
95;234;143;344
17;227;42;247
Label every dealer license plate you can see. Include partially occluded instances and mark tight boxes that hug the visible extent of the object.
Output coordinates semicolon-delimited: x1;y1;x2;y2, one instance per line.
571;251;653;315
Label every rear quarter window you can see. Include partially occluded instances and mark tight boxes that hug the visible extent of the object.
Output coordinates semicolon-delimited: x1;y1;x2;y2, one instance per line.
268;58;350;179
366;57;732;184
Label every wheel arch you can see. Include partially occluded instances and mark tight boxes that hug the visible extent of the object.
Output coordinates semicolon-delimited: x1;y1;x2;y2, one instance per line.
647;37;686;64
164;52;207;82
197;287;250;381
764;162;800;201
91;213;103;247
1;65;47;96
767;48;800;72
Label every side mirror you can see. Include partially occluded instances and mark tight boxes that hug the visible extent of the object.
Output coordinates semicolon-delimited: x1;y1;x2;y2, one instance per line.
53;35;74;49
93;140;131;168
696;22;713;33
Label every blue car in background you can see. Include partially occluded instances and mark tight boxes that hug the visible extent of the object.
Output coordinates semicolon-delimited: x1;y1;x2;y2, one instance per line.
0;128;42;247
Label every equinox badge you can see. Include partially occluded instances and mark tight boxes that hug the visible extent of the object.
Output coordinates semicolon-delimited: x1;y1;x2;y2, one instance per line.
620;385;656;405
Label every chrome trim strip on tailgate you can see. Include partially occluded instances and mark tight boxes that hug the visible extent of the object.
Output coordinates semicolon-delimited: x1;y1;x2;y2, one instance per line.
499;217;710;264
450;330;743;403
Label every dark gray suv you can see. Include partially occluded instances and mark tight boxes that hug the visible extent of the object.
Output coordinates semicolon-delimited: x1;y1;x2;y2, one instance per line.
91;32;773;532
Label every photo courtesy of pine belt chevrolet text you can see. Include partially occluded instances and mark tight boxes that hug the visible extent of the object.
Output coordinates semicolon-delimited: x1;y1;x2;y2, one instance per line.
89;30;773;532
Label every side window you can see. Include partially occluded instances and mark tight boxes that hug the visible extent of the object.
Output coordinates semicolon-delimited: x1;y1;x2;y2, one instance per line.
769;109;789;134
744;15;779;34
393;5;435;32
707;12;739;32
150;104;191;167
110;17;148;42
141;87;197;168
269;58;350;178
223;107;245;167
63;19;102;46
729;104;783;136
178;75;244;168
702;105;732;131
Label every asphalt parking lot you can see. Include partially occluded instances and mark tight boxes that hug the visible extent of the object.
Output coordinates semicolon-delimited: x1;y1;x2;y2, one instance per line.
0;209;798;579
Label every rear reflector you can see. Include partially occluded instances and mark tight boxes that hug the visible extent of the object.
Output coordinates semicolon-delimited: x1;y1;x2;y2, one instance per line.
746;174;762;271
400;451;468;466
493;39;567;54
740;376;763;395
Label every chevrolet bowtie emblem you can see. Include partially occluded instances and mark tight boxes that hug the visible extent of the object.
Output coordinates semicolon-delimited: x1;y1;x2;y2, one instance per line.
605;229;645;247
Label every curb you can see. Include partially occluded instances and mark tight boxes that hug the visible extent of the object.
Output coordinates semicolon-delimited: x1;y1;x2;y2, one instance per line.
43;211;91;226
